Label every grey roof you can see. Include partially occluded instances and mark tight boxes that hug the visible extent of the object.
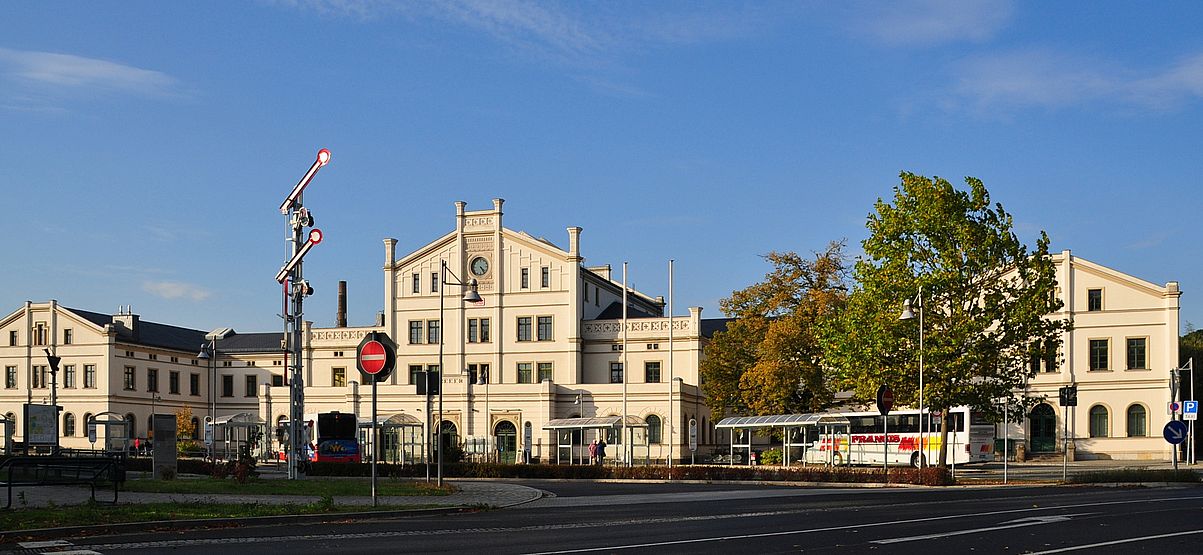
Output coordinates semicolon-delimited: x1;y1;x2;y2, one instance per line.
701;318;734;338
594;302;660;320
216;332;285;354
67;308;208;352
715;414;851;428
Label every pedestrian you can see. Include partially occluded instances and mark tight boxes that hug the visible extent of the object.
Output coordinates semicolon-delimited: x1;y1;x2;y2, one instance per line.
588;439;598;465
596;437;607;466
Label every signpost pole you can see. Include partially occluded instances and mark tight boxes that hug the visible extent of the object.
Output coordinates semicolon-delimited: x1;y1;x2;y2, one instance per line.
372;378;377;506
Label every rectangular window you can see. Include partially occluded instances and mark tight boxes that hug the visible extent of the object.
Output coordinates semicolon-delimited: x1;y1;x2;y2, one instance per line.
412;273;421;294
1089;339;1109;371
537;362;553;382
147;368;159;392
610;362;624;384
124;366;136;390
517;317;532;341
541;266;550;288
537;316;553;341
645;361;661;383
8;330;16;346
189;373;200;396
64;365;75;388
517;362;532;384
427;320;440;344
469;363;491;385
246;375;258;397
63;329;73;345
409;364;424;385
222;375;234;397
409;320;424;344
480;318;490;342
169;371;180;394
584;284;589;302
34;324;46;346
521;268;529;289
32;365;47;389
272;374;284;387
85;365;96;389
1127;338;1148;370
4;366;15;389
332;367;346;388
468;319;478;343
431;272;439;293
1087;289;1103;311
595;286;600;306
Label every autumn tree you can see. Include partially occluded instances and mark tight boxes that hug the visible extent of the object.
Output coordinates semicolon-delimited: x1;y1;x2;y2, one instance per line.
176;407;197;455
701;243;849;417
819;172;1069;466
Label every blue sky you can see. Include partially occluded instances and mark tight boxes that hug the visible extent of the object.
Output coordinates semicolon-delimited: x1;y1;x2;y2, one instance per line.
4;1;1201;337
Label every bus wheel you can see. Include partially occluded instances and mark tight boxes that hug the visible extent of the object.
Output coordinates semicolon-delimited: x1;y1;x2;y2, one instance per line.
910;452;925;468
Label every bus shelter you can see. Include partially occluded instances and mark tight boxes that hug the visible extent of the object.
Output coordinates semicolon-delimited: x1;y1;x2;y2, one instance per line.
544;416;648;465
358;413;424;465
213;413;267;461
87;412;130;455
0;413;12;455
715;413;851;467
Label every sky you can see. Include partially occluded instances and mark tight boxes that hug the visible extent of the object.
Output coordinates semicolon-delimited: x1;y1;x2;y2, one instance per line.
3;1;1201;337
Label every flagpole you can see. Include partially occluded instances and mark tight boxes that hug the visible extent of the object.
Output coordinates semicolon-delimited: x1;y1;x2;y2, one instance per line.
667;260;675;468
622;262;629;467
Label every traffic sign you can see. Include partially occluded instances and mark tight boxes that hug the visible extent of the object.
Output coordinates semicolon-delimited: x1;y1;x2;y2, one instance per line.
1164;420;1188;444
356;332;396;382
877;385;894;416
1169;401;1181;415
1185;400;1198;421
688;418;698;452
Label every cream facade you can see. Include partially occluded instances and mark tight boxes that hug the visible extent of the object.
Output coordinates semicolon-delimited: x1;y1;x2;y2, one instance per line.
260;199;715;463
1020;250;1181;460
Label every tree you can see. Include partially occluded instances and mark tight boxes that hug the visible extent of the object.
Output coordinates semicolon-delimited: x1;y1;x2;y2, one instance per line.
176;407;197;455
701;243;849;418
819;172;1069;466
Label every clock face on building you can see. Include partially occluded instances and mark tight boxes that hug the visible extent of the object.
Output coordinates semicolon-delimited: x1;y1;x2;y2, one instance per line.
470;256;490;276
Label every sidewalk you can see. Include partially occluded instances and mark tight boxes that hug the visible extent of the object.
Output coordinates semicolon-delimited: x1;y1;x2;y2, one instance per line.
4;480;543;510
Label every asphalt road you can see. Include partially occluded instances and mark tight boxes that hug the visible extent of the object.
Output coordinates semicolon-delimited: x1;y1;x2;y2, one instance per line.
12;482;1203;554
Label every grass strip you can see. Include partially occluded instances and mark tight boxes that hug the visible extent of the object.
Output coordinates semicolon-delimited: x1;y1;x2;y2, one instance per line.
120;477;452;496
0;499;444;532
1068;468;1201;484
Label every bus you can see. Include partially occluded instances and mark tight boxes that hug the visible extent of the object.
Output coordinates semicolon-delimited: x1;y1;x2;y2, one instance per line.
805;407;994;467
278;411;362;463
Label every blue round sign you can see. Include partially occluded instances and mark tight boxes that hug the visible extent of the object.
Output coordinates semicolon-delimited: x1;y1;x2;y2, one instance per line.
1164;420;1188;445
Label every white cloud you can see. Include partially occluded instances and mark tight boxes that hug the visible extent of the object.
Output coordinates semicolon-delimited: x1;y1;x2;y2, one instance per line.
851;0;1014;47
143;281;212;302
949;49;1203;114
0;48;177;96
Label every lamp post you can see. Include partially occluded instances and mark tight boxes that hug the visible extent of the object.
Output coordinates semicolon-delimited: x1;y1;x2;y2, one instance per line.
438;259;481;487
899;286;924;469
198;339;216;461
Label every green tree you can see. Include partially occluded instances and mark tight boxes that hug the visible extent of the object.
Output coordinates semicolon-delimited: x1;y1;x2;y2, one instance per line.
819;172;1069;466
176;407;197;456
700;243;849;418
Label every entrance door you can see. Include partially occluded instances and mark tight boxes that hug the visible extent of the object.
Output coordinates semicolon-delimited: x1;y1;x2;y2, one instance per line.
1029;403;1057;453
494;421;517;464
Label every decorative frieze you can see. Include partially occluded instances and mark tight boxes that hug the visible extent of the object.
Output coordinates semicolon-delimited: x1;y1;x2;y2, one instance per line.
309;328;375;344
582;319;692;340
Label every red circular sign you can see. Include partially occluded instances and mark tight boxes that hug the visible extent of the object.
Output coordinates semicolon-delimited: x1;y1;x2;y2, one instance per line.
359;340;387;374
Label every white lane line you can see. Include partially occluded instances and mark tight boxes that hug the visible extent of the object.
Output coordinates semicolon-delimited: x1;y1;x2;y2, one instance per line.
871;514;1081;544
19;541;73;548
524;496;1203;554
1026;529;1203;554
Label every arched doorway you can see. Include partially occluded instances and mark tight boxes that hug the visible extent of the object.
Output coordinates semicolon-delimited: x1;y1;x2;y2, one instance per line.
438;421;459;462
494;421;517;464
1029;403;1056;453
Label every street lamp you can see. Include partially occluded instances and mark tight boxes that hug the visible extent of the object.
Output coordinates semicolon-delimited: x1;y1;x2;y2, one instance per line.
899;286;925;469
438;259;481;487
198;340;216;460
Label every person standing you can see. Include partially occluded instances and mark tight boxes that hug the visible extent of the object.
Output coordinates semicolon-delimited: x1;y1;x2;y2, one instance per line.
588;439;598;465
597;437;607;466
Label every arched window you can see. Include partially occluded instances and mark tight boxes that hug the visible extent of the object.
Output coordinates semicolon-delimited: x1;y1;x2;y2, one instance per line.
125;413;137;438
191;417;200;439
1126;404;1147;437
645;415;662;444
82;413;93;436
1089;405;1109;438
64;413;76;437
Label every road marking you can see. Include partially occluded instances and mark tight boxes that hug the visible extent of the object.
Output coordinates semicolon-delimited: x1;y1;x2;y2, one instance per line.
1026;529;1203;554
18;541;72;549
74;493;1203;553
871;514;1081;544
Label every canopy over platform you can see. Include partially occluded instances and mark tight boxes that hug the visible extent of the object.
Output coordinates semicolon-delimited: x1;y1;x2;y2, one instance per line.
543;416;647;430
358;413;422;428
214;412;265;427
715;413;850;429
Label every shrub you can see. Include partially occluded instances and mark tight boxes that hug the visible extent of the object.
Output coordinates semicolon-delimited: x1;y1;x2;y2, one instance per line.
760;449;783;465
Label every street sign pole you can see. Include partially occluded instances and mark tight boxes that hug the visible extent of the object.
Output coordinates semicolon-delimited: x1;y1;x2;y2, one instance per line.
357;332;396;508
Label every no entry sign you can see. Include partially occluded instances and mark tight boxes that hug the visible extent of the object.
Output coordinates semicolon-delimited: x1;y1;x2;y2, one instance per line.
357;332;396;382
